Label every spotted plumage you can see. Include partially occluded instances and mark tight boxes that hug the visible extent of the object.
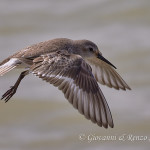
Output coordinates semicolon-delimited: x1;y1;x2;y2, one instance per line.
0;38;131;128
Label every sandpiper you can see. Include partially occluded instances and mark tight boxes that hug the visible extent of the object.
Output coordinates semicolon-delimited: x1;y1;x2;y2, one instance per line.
0;38;131;128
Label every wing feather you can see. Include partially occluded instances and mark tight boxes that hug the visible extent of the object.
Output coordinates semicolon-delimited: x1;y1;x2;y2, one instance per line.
30;51;114;128
86;57;131;90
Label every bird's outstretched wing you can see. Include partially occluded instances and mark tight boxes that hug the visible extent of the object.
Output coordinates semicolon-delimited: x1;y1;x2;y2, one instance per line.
86;57;131;90
30;50;114;128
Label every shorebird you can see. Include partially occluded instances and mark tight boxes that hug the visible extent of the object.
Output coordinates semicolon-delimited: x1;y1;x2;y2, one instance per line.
0;38;131;128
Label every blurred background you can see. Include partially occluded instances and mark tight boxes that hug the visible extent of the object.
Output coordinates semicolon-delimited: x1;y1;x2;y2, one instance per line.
0;0;150;149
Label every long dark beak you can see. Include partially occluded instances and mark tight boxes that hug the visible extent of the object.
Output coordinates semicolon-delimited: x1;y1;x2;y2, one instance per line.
97;53;117;69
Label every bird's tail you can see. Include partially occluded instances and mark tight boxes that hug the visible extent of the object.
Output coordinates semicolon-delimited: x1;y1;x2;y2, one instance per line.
0;58;20;76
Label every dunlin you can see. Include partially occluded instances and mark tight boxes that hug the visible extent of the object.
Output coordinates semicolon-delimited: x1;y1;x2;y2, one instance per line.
0;38;131;128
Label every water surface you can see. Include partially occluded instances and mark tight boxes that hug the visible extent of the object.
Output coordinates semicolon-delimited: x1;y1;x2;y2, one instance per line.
0;0;150;150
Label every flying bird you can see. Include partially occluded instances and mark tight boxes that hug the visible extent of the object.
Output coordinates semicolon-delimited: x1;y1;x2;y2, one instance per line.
0;38;131;128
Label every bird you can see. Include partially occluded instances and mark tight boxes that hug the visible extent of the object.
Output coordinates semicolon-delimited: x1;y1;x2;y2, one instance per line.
0;38;131;128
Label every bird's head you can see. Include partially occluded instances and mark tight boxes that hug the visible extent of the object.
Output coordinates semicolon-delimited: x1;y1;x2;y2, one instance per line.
74;40;116;69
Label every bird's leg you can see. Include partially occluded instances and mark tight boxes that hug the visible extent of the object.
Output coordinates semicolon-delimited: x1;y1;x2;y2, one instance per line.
1;70;29;103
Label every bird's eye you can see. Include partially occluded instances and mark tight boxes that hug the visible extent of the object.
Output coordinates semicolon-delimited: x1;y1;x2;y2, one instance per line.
89;47;93;52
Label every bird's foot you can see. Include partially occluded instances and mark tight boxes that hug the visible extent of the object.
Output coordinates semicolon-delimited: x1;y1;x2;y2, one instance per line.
1;86;16;103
